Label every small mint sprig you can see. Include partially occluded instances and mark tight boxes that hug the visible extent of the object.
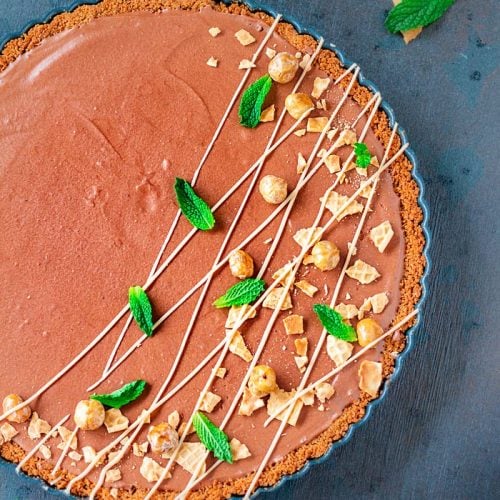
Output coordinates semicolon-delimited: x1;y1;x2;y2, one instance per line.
129;286;154;336
313;304;357;342
174;177;215;231
90;380;147;409
213;278;265;308
354;142;371;168
238;75;273;128
192;411;233;463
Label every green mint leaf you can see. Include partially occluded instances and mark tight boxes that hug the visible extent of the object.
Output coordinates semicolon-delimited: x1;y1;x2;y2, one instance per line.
129;286;154;337
192;411;233;463
238;74;273;128
213;278;265;308
313;304;357;342
174;178;215;231
90;380;147;409
385;0;455;33
354;142;371;168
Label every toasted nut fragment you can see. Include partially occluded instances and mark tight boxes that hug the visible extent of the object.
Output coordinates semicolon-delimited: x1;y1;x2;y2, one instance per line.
57;425;77;450
132;441;149;458
28;412;51;440
334;303;359;320
260;104;275;122
147;422;179;454
259;175;287;204
327;127;338;141
294;128;306;137
285;93;314;120
229;249;254;279
68;450;82;461
294;355;308;372
296;152;307;174
307;116;329;133
325;154;341;173
267;389;303;426
216;367;227;379
337;128;357;146
301;390;315;406
2;394;31;423
234;29;255;46
299;53;312;70
315;382;335;403
263;287;292;310
294;279;318;297
326;335;354;367
265;47;276;59
74;400;105;431
230;438;251;461
39;444;52;460
225;304;256;328
268;52;299;83
163;442;206;475
228;330;253;362
249;365;277;395
370;221;394;253
208;26;221;37
238;58;256;70
206;56;218;68
322;191;364;220
357;318;384;347
239;387;265;416
311;77;330;99
293;227;323;249
294;338;308;356
104;408;129;433
346;259;380;284
272;262;295;287
140;457;166;482
283;314;304;335
358;360;382;397
304;240;340;271
177;421;195;436
200;391;222;413
358;292;389;319
167;410;180;430
0;422;18;442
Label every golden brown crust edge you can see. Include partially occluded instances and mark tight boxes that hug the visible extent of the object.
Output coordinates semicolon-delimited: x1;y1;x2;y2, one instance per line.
0;0;426;498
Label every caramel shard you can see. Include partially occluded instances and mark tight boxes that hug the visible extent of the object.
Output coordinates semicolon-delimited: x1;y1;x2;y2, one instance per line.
239;387;265;416
392;0;423;43
68;450;82;461
322;191;363;220
28;412;51;440
263;287;292;310
294;337;308;356
325;154;341;173
326;335;354;367
358;360;383;397
208;27;221;37
301;390;315;406
200;391;222;413
315;382;335;403
235;29;255;46
265;47;276;59
334;303;359;320
260;104;275;122
294;128;306;137
225;304;256;329
267;389;303;426
293;227;322;249
132;441;149;457
39;444;51;460
294;355;308;373
82;446;97;463
164;442;206;475
104;408;129;433
295;279;318;297
358;292;389;319
140;457;166;482
272;261;295;287
297;152;307;174
215;367;227;379
167;410;180;430
311;77;330;99
370;221;394;253
58;426;77;450
206;57;218;68
230;438;251;461
307;116;329;133
239;58;256;70
0;422;18;442
346;259;380;284
228;330;253;362
337;128;357;146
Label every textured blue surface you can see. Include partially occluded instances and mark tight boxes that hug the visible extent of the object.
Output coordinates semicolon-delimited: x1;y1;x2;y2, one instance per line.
0;1;498;499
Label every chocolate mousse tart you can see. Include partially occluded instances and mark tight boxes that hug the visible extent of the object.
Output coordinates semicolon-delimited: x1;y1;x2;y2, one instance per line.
0;0;425;498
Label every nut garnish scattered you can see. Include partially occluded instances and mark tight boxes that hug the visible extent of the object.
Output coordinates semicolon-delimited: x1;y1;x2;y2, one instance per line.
235;29;255;46
167;410;180;430
216;367;227;379
326;335;354;367
265;47;276;59
58;426;77;450
315;382;335;403
358;360;383;397
225;304;256;328
358;292;389;319
148;422;179;453
311;77;330;99
229;249;254;279
294;338;308;356
299;53;312;70
267;389;303;426
104;408;129;433
337;128;357;146
200;391;222;413
28;412;51;440
283;314;304;335
325;154;341;173
296;152;307;174
301;390;315;406
334;303;359;320
230;438;251;461
163;442;207;475
295;279;318;297
238;58;256;69
285;93;314;119
268;52;299;83
294;128;306;137
74;399;105;431
346;259;380;284
307;116;329;133
239;387;265;416
303;240;340;271
294;355;308;373
272;261;295;287
132;442;149;457
357;318;384;347
140;457;166;482
262;287;292;310
260;104;275;122
206;57;218;68
228;330;253;362
208;27;221;37
0;422;18;442
327;128;338;141
259;174;288;204
2;394;31;423
39;444;51;460
82;445;97;463
370;220;394;253
68;450;82;462
249;365;277;396
322;191;364;220
293;227;322;249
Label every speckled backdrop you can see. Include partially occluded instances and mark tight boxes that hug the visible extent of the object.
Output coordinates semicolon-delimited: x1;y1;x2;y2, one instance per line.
0;1;498;499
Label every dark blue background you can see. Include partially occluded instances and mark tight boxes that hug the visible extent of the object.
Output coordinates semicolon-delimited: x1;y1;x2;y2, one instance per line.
0;1;498;499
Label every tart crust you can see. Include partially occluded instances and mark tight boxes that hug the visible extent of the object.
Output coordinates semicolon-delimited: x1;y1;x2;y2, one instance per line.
0;0;425;498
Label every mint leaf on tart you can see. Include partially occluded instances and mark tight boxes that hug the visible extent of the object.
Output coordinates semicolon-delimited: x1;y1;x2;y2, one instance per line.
385;0;455;33
354;142;371;168
213;278;266;308
313;304;357;342
90;380;147;409
238;74;273;128
192;411;233;463
129;286;154;337
174;177;215;231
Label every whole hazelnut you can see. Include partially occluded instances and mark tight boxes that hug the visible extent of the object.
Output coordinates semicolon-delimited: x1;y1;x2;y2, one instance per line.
249;365;277;395
74;399;105;430
310;240;340;271
284;93;314;120
356;318;384;347
229;250;254;279
2;394;31;423
147;422;179;454
259;175;288;205
268;52;299;84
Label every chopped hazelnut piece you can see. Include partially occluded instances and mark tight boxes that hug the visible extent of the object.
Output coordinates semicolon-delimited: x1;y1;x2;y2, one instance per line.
301;390;315;406
359;292;389;319
337;128;357;146
208;27;221;37
230;438;251;461
260;104;275;122
307;116;328;133
74;399;105;431
39;444;51;460
294;128;306;137
327;128;338;141
216;367;227;379
311;77;330;99
164;442;207;475
235;29;255;46
239;387;265;416
359;183;372;199
358;360;383;397
265;47;277;59
28;412;51;440
294;355;308;372
132;441;148;457
334;303;359;320
293;226;322;249
346;259;380;284
283;314;304;335
58;426;77;450
200;391;222;413
104;408;129;433
315;382;335;403
272;261;295;287
140;457;166;482
295;279;318;297
322;191;364;220
267;389;303;426
82;445;97;463
370;221;394;253
228;330;253;362
206;57;218;68
294;338;308;356
299;53;312;70
167;410;180;430
371;156;380;167
0;422;18;442
296;152;307;174
356;166;368;177
317;148;328;159
238;58;256;69
326;335;354;367
325;154;341;173
225;304;256;328
263;287;292;310
68;450;82;462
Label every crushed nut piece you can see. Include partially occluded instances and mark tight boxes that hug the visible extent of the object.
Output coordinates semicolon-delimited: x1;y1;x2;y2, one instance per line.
294;128;306;137
294;355;308;372
263;287;292;310
327;128;338;141
265;47;277;59
346;259;380;284
294;338;308;356
239;387;265;416
301;390;315;406
39;444;51;460
315;382;335;403
140;409;151;424
283;314;304;335
311;77;330;99
167;410;180;430
0;422;18;442
260;104;275;122
272;261;295;287
225;304;256;329
359;183;372;199
358;360;383;397
235;29;255;46
110;488;119;499
228;330;253;362
140;457;166;482
58;426;77;450
299;53;311;70
370;221;394;253
337;128;357;146
132;441;149;457
82;446;97;463
322;190;364;220
325;154;341;173
293;227;322;248
164;442;206;475
208;27;221;37
239;58;256;70
307;116;328;133
358;292;389;319
104;409;129;433
267;389;303;426
215;367;227;379
28;412;51;440
295;279;318;297
200;391;222;413
334;303;359;320
296;152;307;174
68;450;82;461
326;335;354;367
230;438;251;461
356;166;368;177
206;57;218;68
